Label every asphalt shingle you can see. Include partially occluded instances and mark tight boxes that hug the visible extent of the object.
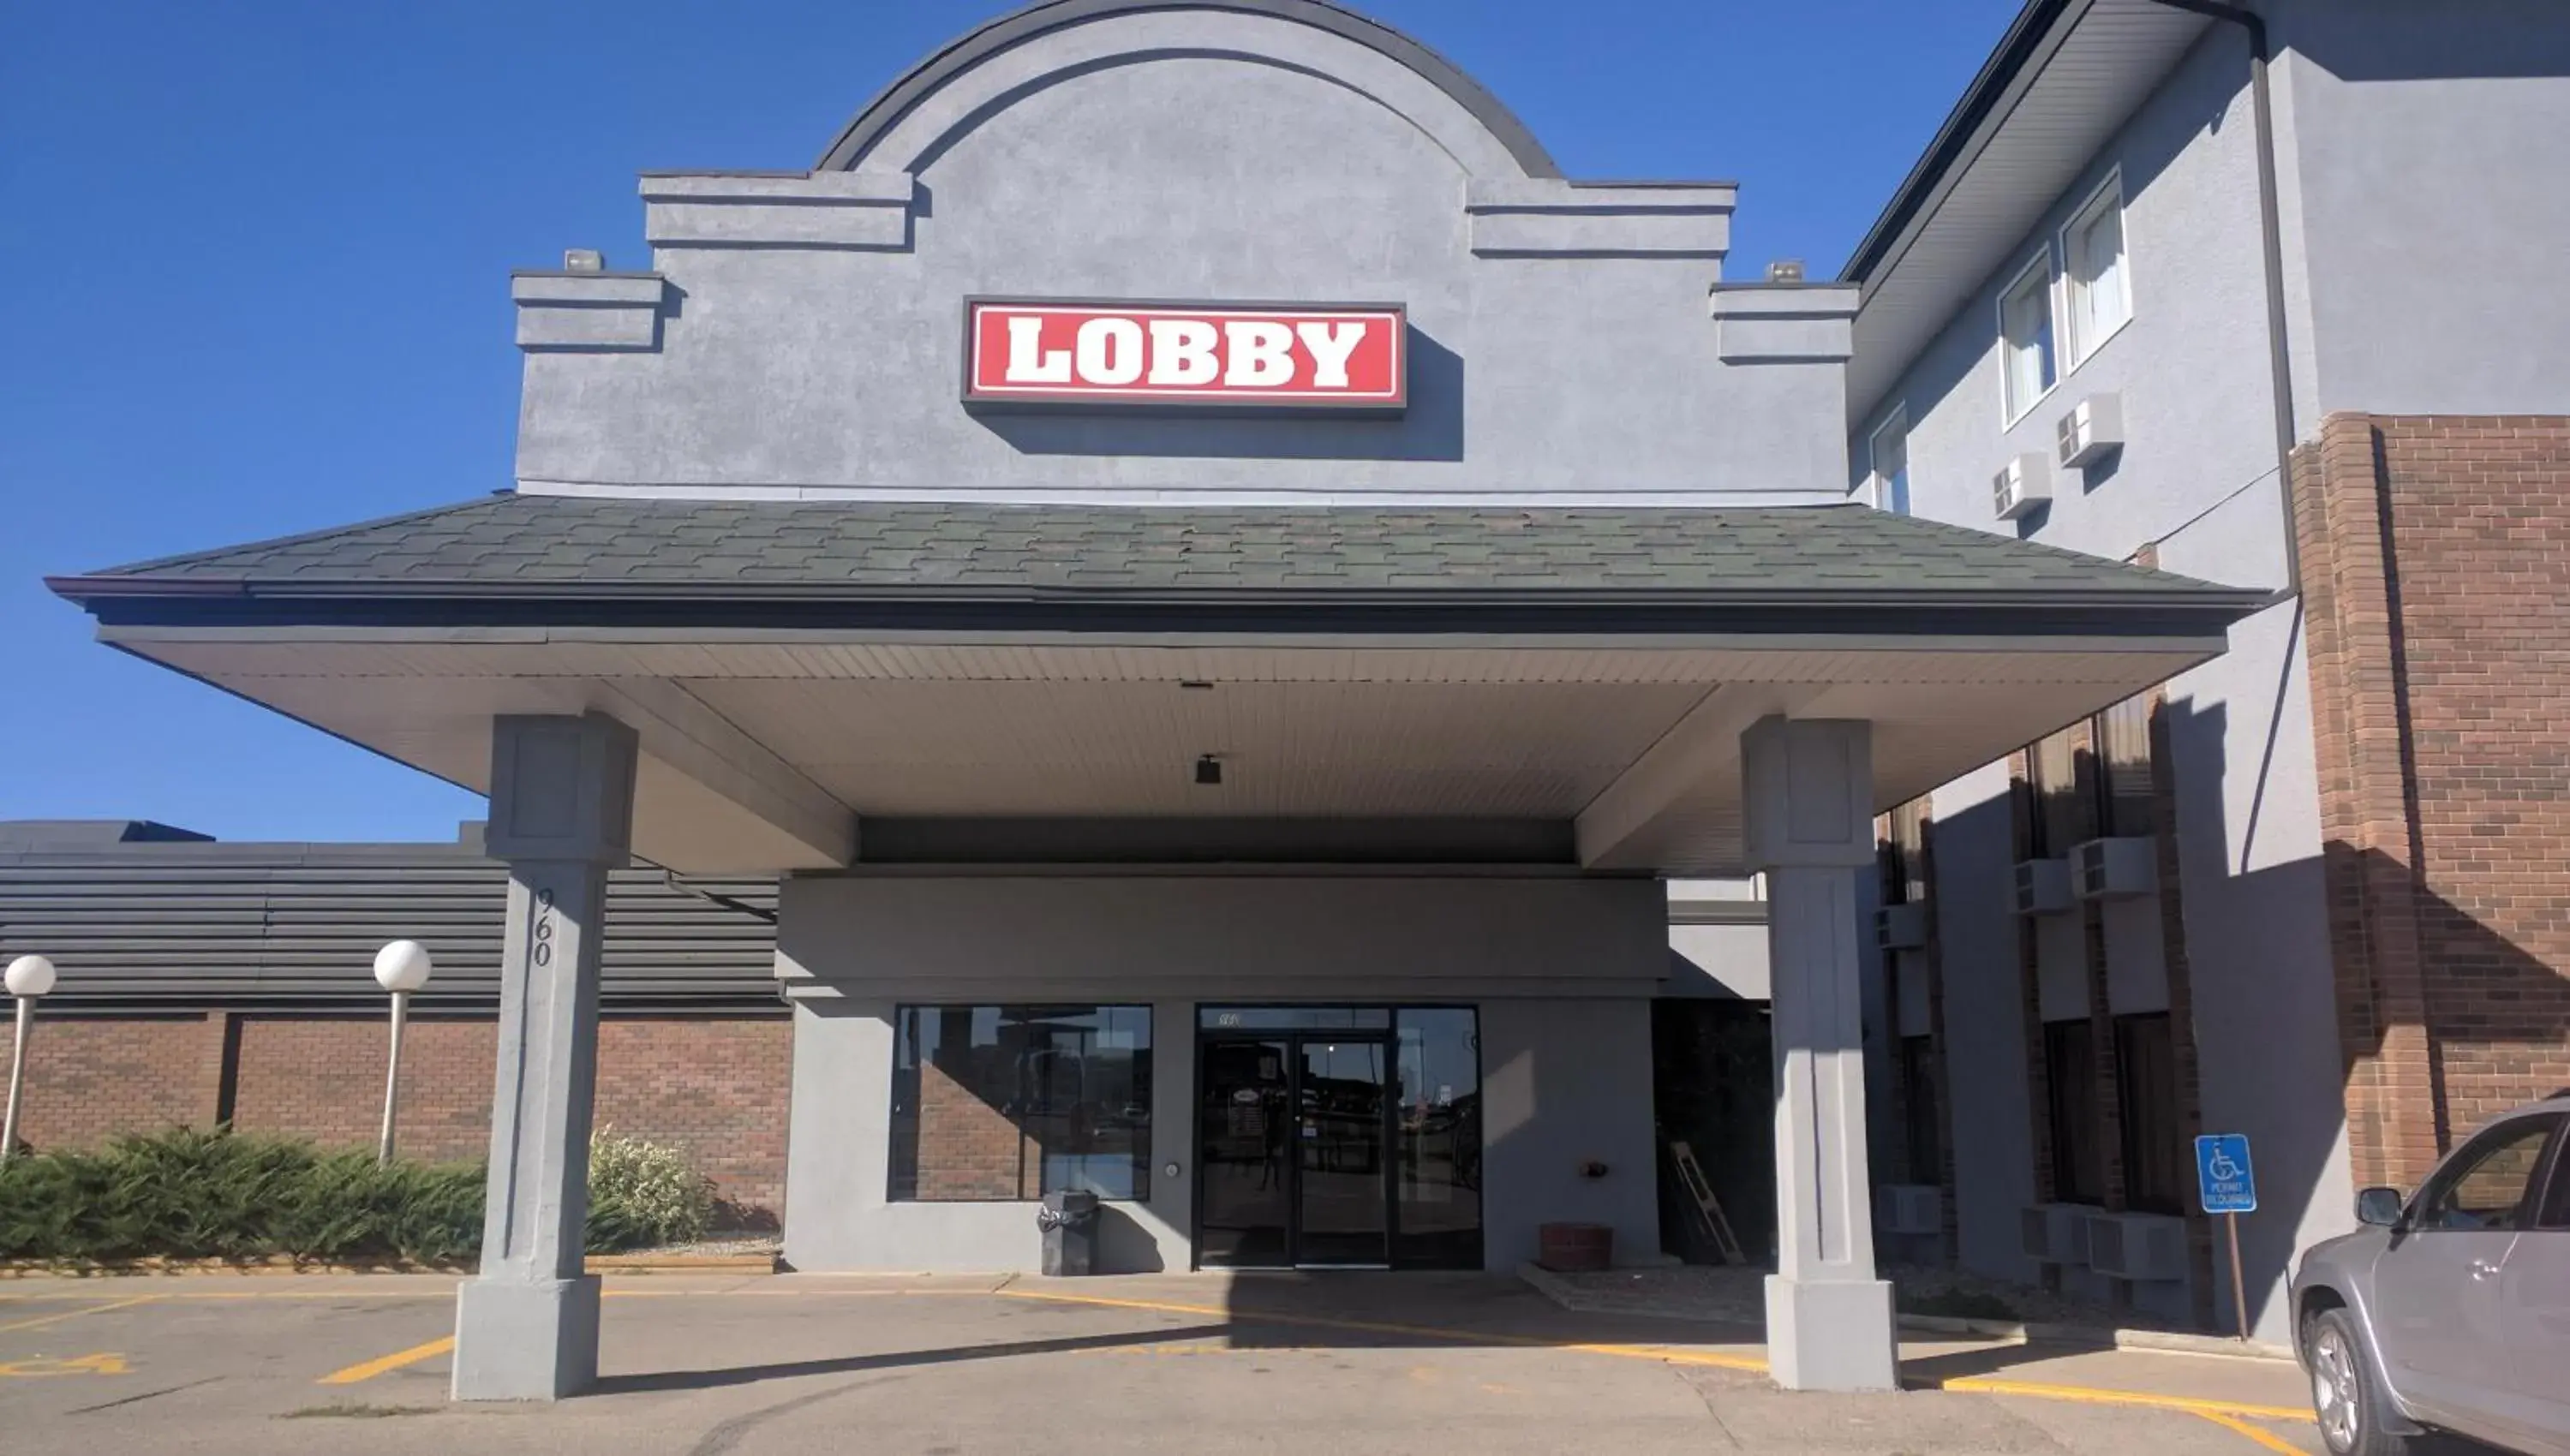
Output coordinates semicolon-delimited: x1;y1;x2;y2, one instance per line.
67;493;2238;599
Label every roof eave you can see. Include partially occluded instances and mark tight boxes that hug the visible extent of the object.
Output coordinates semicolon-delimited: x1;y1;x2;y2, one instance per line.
50;573;2269;617
1837;0;2078;283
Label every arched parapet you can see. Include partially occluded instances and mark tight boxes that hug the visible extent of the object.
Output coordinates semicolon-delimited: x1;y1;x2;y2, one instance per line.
818;0;1558;182
516;2;1839;506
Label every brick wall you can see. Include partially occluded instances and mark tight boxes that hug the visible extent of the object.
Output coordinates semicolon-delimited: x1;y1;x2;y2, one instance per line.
12;1015;222;1148
2294;413;2570;1188
230;1016;498;1165
6;1011;792;1220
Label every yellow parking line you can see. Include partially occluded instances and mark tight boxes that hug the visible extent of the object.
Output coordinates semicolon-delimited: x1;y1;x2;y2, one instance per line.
0;1295;159;1334
318;1335;454;1386
999;1286;2313;1422
3;1274;2319;1434
991;1286;1770;1373
2195;1409;2310;1453
1934;1374;2314;1423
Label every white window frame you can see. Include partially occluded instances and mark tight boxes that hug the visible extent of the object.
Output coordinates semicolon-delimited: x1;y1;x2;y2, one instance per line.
2059;170;2132;368
1996;249;2059;427
1866;406;1910;515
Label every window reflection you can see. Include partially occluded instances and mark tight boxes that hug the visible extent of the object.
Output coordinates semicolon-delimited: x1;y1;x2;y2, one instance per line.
889;1005;1151;1202
1395;1008;1481;1267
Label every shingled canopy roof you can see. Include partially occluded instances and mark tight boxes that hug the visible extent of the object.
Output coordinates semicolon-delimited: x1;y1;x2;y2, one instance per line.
51;494;2261;637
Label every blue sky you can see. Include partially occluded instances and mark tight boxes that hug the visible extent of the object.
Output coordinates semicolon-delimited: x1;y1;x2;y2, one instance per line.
0;0;2019;843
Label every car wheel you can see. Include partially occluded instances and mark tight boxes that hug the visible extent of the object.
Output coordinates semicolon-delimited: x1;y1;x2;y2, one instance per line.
2307;1307;2407;1456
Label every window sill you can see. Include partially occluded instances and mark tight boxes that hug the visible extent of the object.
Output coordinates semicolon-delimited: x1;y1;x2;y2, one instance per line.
2064;311;2134;376
2001;375;2059;431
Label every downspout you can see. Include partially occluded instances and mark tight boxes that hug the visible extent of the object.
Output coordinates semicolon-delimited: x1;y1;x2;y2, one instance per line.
2140;0;2302;596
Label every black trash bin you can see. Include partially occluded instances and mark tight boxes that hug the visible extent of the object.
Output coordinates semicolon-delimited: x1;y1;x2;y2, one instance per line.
1037;1190;1100;1275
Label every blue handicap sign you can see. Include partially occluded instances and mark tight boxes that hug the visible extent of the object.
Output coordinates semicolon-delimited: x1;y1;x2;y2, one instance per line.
2196;1134;2256;1214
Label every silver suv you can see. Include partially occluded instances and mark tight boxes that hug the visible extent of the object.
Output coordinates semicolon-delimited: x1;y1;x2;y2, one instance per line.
2291;1094;2570;1455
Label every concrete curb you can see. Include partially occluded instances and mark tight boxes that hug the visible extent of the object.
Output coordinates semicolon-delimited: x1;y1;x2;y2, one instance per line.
1515;1263;2295;1364
0;1252;779;1279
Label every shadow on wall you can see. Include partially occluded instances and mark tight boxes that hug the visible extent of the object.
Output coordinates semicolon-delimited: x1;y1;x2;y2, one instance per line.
974;327;1464;462
2166;693;2570;1335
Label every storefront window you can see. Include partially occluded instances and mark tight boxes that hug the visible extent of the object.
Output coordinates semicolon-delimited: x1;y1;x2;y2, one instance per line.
1394;1008;1482;1268
889;1005;1151;1202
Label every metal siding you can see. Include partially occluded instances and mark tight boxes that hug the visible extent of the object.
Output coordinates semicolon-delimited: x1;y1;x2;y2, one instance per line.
0;843;777;1011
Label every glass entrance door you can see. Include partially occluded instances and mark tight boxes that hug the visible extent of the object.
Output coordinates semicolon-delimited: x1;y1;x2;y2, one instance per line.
1198;1038;1291;1268
1295;1038;1389;1267
1196;1007;1477;1270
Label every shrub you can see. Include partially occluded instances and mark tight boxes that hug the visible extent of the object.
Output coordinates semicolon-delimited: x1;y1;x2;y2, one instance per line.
584;1128;714;1250
0;1129;482;1265
0;1126;714;1263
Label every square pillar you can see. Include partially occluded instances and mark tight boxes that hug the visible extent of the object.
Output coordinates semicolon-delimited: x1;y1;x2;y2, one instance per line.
1741;716;1898;1393
452;713;637;1402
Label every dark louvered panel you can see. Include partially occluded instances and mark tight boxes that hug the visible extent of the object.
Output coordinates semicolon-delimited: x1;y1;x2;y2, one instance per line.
0;838;779;1011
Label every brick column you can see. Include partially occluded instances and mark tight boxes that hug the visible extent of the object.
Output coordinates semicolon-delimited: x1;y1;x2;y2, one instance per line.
2291;417;2442;1190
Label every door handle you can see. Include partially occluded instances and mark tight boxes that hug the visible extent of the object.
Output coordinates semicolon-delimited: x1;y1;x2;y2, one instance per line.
2469;1259;2502;1280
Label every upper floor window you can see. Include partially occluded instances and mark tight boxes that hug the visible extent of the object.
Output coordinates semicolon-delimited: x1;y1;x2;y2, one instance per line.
1999;252;2058;423
1867;409;1910;515
2063;176;2131;365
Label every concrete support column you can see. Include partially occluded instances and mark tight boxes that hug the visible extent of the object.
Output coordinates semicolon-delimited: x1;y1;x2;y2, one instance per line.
1741;716;1898;1392
452;713;637;1402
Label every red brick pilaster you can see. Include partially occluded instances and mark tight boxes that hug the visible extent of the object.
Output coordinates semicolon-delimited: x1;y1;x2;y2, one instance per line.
2292;415;2442;1190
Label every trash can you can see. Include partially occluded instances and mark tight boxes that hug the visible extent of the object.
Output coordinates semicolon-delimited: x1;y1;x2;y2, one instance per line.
1037;1189;1100;1276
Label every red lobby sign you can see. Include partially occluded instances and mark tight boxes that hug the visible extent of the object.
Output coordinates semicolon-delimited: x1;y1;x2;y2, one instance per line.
964;301;1406;411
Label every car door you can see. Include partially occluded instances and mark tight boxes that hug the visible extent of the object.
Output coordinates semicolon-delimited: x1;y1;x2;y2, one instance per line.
2368;1113;2560;1436
2497;1119;2570;1456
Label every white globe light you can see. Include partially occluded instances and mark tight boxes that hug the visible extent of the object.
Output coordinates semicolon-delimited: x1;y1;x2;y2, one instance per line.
5;955;57;999
373;940;433;994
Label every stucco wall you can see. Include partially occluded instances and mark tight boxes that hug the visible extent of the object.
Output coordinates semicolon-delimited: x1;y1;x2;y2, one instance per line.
2271;0;2570;426
514;9;1851;506
776;872;1666;1274
1856;27;2347;1341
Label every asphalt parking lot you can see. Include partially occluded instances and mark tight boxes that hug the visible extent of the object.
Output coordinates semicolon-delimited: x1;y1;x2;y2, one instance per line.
0;1270;2328;1455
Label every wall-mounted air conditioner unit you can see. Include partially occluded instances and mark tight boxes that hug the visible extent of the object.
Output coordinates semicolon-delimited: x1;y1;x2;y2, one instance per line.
2087;1211;2188;1282
1993;452;2053;520
2055;392;2125;470
2019;1202;2095;1265
1874;902;1930;952
2013;858;2075;917
2072;837;2158;900
1877;1184;1943;1236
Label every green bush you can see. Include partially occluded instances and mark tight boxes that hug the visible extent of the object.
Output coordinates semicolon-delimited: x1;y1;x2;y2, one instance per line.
585;1128;714;1250
0;1126;713;1264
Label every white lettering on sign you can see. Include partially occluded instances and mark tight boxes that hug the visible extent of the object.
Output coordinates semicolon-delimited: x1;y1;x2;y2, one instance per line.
966;301;1406;410
1145;319;1218;385
1222;321;1295;388
1295;320;1366;388
1001;315;1070;385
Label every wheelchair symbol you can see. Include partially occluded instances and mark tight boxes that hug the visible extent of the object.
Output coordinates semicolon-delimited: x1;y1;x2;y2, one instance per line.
2206;1149;2243;1183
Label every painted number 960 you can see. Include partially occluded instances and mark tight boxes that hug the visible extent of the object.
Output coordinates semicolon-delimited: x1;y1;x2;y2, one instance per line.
530;886;556;968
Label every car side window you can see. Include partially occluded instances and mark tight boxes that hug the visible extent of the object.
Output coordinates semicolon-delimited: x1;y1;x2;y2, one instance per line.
2413;1116;2561;1232
2538;1119;2570;1231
